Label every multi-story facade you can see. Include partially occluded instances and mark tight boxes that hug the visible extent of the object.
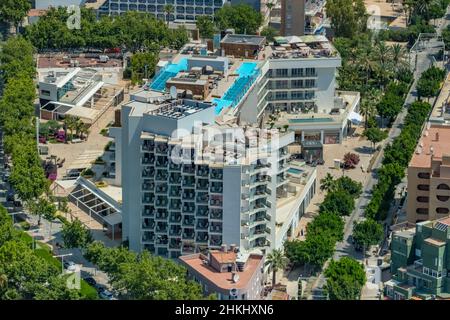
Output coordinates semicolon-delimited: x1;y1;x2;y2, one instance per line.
94;0;227;21
388;216;450;300
407;124;450;223
280;0;327;36
118;95;302;257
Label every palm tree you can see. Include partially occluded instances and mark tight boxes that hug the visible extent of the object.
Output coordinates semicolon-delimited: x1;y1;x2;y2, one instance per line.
391;43;409;72
359;91;378;129
74;118;85;139
320;173;335;192
79;123;90;140
164;4;174;26
265;249;289;288
415;0;439;22
357;49;376;85
63;115;78;142
265;2;275;23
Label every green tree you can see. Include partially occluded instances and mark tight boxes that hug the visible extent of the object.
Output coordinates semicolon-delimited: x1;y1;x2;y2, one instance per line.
260;26;278;42
352;219;384;254
307;211;344;241
196;15;215;39
164;4;174;25
320;173;336;192
326;0;368;38
319;190;355;216
364;127;388;150
215;4;263;34
129;51;158;84
26;198;56;226
325;257;366;300
62;219;93;249
0;0;31;33
334;176;363;198
265;249;289;288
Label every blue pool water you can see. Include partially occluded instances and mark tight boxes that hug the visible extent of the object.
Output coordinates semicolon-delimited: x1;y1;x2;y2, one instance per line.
149;58;188;91
288;168;304;175
213;62;259;114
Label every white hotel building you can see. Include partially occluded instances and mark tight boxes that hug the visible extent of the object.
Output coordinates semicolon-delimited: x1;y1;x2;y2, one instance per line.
112;35;358;257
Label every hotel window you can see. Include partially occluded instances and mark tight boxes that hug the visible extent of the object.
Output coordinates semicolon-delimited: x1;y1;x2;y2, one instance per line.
416;196;429;203
305;79;316;88
416;208;428;215
423;267;430;275
415;249;421;257
305;68;316;77
291;68;304;77
417;184;429;191
275;69;288;78
418;172;430;179
436;207;450;214
437;183;450;190
436;195;450;202
291;79;303;88
41;90;51;97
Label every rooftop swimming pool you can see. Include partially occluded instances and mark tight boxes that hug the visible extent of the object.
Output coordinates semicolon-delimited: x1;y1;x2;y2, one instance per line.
288;117;334;123
149;58;188;92
213;62;259;115
287;168;304;175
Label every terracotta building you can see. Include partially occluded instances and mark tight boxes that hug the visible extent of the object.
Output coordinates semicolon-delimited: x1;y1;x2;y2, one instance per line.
407;124;450;223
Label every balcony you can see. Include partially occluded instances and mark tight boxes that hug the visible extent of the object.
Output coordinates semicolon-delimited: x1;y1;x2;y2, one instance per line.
155;223;168;233
155;210;168;220
182;192;195;200
155;144;168;154
169;163;181;171
142;182;154;191
182;177;195;188
169;239;181;249
142;194;154;204
210;169;223;180
142;168;155;178
155;158;168;168
155;236;168;245
142;219;155;229
169;213;182;223
210;223;222;233
196;206;209;217
210;209;223;220
142;155;154;165
169;186;181;197
210;199;222;207
196;232;209;243
196;194;209;204
142;231;155;242
182;204;195;213
209;235;222;246
169;227;182;236
169;174;181;184
196;219;209;230
183;217;195;227
155;184;168;194
210;184;223;194
182;231;195;240
169;200;181;211
155;196;168;207
183;165;195;174
142;206;155;217
196;181;209;191
155;170;168;181
142;141;155;151
197;167;209;177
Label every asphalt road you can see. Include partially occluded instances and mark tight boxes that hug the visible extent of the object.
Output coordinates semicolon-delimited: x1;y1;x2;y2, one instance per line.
310;11;450;298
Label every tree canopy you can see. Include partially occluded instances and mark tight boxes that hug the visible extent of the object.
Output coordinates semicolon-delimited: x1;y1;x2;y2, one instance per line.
214;4;263;35
326;0;368;38
62;219;93;249
352;219;384;251
325;257;366;300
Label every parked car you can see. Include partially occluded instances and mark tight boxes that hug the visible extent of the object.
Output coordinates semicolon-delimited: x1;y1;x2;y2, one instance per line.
63;260;77;272
83;276;97;286
99;289;115;300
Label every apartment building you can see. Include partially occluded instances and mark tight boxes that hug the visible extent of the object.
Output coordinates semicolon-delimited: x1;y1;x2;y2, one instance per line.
387;216;450;300
180;245;265;300
280;0;327;36
118;92;315;257
407;123;450;223
92;0;227;21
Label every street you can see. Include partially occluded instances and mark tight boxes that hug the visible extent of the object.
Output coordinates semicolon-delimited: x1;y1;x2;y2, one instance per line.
309;8;450;299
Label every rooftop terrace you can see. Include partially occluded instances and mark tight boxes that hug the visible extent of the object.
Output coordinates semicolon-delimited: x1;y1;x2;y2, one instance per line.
266;35;339;60
410;124;450;168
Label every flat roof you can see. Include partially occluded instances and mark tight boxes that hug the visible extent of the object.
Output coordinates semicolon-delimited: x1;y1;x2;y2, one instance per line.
425;237;446;247
221;34;266;46
410;125;450;168
180;253;263;290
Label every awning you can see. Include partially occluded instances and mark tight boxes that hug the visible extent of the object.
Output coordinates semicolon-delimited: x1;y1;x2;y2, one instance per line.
348;111;363;124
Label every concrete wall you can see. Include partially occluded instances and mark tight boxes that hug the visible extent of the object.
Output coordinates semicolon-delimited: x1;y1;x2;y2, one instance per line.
222;166;243;247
